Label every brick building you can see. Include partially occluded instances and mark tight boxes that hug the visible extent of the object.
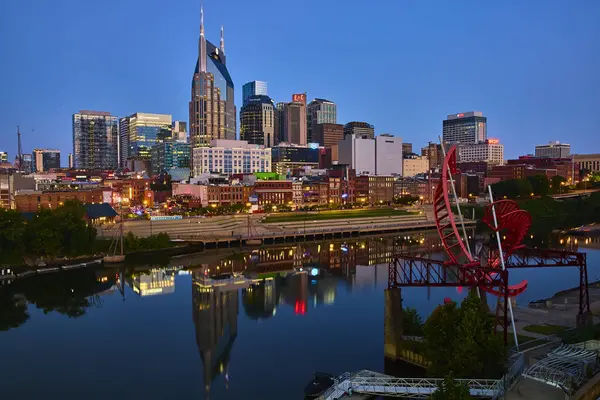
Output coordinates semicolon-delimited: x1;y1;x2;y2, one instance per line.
15;188;107;212
253;180;293;205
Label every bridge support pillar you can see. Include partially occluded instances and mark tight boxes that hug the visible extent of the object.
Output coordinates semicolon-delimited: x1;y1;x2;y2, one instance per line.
384;287;404;359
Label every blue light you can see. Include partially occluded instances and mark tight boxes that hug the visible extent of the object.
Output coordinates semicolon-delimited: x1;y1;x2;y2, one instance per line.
310;268;319;276
311;280;318;284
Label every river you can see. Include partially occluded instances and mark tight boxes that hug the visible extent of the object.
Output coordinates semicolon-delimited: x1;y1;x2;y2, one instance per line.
1;231;599;399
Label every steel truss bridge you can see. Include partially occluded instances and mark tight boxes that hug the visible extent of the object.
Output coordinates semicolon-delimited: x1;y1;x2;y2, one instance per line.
389;246;590;344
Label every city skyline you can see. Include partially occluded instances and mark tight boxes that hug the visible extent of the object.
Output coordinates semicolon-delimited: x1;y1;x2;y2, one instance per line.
1;0;599;161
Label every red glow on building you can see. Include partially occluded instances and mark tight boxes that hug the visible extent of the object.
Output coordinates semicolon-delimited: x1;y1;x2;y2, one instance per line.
294;300;306;315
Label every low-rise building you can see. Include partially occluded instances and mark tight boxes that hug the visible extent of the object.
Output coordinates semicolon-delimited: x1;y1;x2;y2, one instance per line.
103;178;152;206
458;139;504;165
192;140;271;176
253;180;293;206
15;188;108;212
356;175;394;205
402;155;429;177
573;154;600;174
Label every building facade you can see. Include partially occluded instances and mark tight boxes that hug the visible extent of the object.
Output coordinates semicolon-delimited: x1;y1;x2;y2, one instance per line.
240;95;275;147
172;121;188;143
443;111;487;145
402;143;412;156
337;135;375;175
458;139;504;165
375;134;403;176
284;99;307;145
192;140;271;176
68;153;73;169
0;152;7;163
574;154;600;173
15;188;107;212
151;142;191;175
242;81;267;106
33;149;61;172
119;113;173;165
421;143;444;171
535;141;570;159
271;144;319;175
312;123;343;147
402;155;429;177
72;110;119;170
253;180;293;205
307;99;336;143
189;7;235;148
344;121;374;139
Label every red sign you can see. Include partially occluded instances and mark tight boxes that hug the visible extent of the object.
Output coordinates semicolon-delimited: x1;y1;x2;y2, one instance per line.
488;139;499;144
292;93;306;105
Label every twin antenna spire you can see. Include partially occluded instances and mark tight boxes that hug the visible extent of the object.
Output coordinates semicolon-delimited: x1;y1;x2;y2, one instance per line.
199;2;225;53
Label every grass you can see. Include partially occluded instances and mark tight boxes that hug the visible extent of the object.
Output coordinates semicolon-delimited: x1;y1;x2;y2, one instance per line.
263;208;414;223
522;324;568;336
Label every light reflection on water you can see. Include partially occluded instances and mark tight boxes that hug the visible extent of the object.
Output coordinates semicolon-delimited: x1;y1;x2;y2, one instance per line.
0;231;597;399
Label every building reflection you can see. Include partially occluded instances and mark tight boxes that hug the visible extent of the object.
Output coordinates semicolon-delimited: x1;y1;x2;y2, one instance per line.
128;268;176;297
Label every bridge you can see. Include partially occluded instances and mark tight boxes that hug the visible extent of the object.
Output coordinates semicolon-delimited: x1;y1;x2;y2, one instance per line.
319;370;506;399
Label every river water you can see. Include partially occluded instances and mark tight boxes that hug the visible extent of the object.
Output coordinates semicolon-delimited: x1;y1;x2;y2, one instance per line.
1;231;599;399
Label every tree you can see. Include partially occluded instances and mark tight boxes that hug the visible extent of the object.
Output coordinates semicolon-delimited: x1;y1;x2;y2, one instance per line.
551;175;567;193
527;175;550;197
423;301;460;376
0;209;26;263
431;374;473;400
403;307;423;336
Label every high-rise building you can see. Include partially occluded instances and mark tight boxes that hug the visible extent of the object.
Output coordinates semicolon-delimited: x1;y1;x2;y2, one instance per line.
189;7;235;149
119;113;173;165
275;102;286;144
375;134;403;176
19;154;33;174
192;139;271;176
421;143;443;171
72;110;118;170
338;135;376;175
344;121;375;139
172;121;188;143
240;95;275;147
271;143;319;175
535;141;570;159
68;153;73;169
151;142;191;175
442;111;487;145
0;152;7;163
312;123;343;147
402;143;413;156
458;139;504;165
307;99;336;143
33;149;61;172
242;81;267;106
284;95;307;145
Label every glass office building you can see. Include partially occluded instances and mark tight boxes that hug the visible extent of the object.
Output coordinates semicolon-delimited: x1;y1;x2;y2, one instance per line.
242;81;267;106
442;111;487;145
240;95;275;147
33;149;61;172
120;113;173;164
189;8;235;149
151;142;191;176
271;144;319;174
307;98;336;143
72;110;119;170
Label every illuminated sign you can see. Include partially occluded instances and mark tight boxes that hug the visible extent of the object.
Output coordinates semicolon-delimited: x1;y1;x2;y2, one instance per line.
488;139;499;144
308;143;319;150
150;215;183;221
292;93;306;104
457;113;464;117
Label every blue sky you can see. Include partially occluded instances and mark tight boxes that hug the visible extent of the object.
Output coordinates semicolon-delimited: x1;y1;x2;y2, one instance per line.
1;0;598;164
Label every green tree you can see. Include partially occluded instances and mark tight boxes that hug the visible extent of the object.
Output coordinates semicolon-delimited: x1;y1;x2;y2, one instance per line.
423;301;460;376
527;175;550;197
431;374;473;400
0;209;26;263
551;175;567;193
403;307;424;336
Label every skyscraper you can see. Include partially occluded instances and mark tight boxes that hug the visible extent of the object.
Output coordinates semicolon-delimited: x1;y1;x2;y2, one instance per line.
312;123;343;147
33;149;61;172
119;112;173;165
172;121;188;143
344;121;374;139
72;110;118;170
189;5;235;149
283;93;307;145
240;95;275;147
68;153;73;169
275;102;286;144
442;111;487;145
307;98;336;143
242;81;267;106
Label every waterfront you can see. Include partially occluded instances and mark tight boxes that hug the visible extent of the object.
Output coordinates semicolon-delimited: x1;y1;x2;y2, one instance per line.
1;231;600;399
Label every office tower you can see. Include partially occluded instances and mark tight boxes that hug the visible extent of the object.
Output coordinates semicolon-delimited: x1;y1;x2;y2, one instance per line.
275;102;286;144
20;154;33;174
312;123;343;147
375;134;403;175
192;139;271;176
283;94;307;145
172;121;188;143
119;113;173;166
72;110;118;170
338;135;376;175
68;153;73;168
307;98;336;143
240;95;275;147
344;121;375;139
442;111;487;145
0;152;7;163
458;139;504;166
151;142;191;175
270;144;319;174
33;149;61;172
402;143;412;156
189;6;235;149
242;81;267;106
535;141;570;159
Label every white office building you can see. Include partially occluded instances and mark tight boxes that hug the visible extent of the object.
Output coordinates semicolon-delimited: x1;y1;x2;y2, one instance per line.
458;140;504;165
192;139;271;176
375;134;403;176
338;135;376;175
535;141;570;159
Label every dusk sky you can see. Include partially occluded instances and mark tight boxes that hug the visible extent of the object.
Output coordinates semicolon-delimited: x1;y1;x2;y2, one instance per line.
1;0;598;163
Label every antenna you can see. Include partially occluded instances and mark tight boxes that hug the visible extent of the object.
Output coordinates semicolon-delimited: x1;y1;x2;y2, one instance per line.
17;126;23;170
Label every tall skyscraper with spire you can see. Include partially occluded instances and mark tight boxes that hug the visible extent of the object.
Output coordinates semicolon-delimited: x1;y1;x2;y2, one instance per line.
189;3;235;150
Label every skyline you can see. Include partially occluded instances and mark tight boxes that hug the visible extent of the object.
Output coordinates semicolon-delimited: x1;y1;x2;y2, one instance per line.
1;0;599;161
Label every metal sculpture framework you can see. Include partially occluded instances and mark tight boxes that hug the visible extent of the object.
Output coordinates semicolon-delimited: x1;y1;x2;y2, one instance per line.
389;144;591;344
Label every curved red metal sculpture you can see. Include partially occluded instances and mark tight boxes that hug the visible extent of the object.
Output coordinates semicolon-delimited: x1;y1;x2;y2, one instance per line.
435;145;529;297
